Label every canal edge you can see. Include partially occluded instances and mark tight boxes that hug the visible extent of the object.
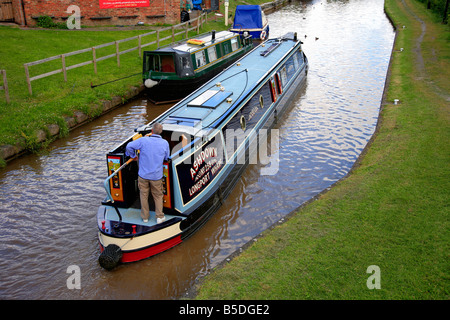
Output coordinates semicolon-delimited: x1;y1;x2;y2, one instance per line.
0;84;145;164
185;3;400;300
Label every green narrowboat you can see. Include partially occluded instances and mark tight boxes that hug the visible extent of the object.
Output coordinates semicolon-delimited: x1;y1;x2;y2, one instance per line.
143;30;253;104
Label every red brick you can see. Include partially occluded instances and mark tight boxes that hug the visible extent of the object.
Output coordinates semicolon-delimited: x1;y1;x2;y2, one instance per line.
20;0;200;26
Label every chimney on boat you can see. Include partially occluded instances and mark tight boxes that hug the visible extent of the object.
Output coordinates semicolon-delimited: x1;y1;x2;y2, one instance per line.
212;30;216;41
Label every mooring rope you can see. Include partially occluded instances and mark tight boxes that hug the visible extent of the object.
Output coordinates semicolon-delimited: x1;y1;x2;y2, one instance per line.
91;72;141;88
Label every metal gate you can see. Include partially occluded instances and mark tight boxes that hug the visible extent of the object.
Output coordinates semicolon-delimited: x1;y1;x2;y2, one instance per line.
0;1;14;22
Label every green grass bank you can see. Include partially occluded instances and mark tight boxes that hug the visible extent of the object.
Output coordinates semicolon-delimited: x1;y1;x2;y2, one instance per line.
0;23;211;165
0;0;282;166
194;0;449;299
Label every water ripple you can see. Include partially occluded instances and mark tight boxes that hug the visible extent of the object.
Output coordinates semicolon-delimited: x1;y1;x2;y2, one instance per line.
0;0;394;299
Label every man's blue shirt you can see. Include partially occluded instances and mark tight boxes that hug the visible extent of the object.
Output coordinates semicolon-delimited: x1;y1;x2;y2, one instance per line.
125;134;170;180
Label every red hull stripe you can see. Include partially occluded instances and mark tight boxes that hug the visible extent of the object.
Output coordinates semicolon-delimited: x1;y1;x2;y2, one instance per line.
118;235;182;263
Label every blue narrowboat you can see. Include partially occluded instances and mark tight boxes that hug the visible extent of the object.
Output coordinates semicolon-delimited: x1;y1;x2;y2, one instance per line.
97;32;308;269
230;5;270;40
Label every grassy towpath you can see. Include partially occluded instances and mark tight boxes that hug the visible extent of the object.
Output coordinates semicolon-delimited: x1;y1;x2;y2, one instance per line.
194;0;449;300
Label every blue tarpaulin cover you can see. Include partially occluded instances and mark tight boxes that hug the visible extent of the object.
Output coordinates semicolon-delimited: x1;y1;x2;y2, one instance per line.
233;5;264;29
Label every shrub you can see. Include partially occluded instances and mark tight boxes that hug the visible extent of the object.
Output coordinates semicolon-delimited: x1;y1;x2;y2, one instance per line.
36;15;68;29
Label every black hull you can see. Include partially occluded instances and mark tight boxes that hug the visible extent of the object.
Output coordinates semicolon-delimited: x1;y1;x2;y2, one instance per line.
146;76;211;105
145;56;248;104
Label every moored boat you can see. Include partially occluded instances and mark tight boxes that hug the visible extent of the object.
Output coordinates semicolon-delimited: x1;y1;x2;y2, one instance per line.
143;30;253;104
230;5;270;41
98;32;308;270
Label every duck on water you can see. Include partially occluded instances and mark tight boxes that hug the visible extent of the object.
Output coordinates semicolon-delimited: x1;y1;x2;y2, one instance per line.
97;32;308;270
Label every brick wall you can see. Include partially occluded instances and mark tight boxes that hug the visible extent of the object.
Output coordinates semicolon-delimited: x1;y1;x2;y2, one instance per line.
11;0;26;25
20;0;194;26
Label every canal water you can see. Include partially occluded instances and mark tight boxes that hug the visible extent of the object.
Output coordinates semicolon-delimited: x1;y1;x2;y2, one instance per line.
0;0;394;299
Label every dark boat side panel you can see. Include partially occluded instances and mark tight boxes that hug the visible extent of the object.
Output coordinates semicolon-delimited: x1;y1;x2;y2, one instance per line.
179;65;308;240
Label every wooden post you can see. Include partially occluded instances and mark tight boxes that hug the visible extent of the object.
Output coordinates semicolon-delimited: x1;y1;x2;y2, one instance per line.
157;30;160;48
225;1;229;27
24;64;32;96
138;35;142;58
115;41;120;67
1;70;10;103
171;25;175;42
92;47;97;74
185;21;189;38
61;54;67;82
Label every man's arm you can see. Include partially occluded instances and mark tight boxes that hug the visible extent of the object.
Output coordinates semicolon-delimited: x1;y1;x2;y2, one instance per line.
125;139;141;159
164;141;170;161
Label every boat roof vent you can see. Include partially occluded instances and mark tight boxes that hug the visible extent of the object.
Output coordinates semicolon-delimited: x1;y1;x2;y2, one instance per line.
260;41;282;57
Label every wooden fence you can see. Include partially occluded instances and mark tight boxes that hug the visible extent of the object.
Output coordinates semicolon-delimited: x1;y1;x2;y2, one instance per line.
0;70;10;103
24;12;208;95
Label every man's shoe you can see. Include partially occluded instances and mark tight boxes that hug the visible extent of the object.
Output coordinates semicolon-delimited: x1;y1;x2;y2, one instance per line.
156;217;166;224
143;219;148;223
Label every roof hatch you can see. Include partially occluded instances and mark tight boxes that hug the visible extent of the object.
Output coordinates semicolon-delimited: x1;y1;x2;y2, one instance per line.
188;89;233;108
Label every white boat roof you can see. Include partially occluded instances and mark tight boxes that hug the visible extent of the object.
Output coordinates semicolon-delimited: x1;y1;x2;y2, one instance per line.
173;31;237;53
158;35;302;133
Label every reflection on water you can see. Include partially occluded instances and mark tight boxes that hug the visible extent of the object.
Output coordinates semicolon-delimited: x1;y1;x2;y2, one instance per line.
0;0;394;299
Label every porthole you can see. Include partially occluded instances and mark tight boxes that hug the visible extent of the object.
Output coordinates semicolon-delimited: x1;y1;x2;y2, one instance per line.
259;94;264;108
240;115;246;131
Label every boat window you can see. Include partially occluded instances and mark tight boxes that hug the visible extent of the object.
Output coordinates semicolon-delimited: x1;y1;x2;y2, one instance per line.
143;54;161;72
181;56;190;69
285;56;297;80
160;55;175;73
298;50;304;64
207;46;217;62
293;52;300;70
231;37;239;51
223;41;231;55
269;78;277;102
195;51;207;68
240;116;246;131
144;54;176;73
279;66;288;87
144;54;153;73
